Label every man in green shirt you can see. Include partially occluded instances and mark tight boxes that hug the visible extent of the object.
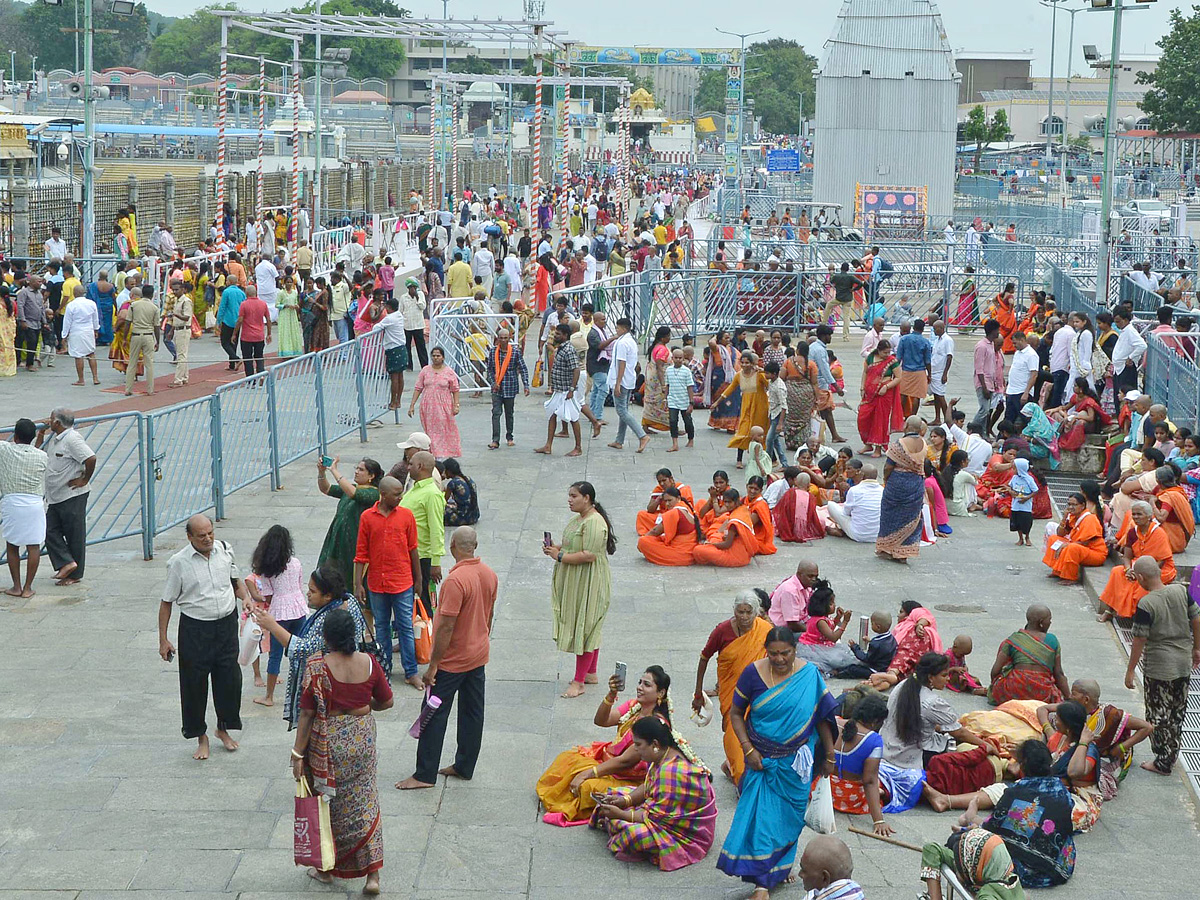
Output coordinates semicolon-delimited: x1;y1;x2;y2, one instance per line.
400;450;446;605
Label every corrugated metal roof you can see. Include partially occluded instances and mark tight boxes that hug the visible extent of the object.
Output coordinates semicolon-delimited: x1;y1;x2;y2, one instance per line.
819;0;958;82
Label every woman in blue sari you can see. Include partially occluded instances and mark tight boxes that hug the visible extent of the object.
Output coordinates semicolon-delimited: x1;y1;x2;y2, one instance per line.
706;330;741;432
717;626;839;898
87;271;117;345
1020;402;1060;469
251;563;367;729
876;418;928;563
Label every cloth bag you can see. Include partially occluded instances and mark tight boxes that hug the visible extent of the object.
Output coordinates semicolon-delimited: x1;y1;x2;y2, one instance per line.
293;778;335;871
413;594;433;665
531;358;544;388
804;776;837;834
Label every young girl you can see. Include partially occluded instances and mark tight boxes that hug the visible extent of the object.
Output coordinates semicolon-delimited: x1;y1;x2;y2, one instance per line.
744;425;769;482
832;447;855;498
247;525;309;707
945;635;986;696
794;579;856;674
943;449;979;517
1006;457;1037;546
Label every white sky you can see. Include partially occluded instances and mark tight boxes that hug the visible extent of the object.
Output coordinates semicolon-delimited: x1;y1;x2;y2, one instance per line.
144;0;1178;78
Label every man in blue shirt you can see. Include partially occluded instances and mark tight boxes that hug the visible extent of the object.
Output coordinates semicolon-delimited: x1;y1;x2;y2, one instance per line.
216;282;246;371
894;318;932;417
809;325;846;442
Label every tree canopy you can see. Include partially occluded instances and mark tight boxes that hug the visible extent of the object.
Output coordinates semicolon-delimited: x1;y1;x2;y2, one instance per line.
1;0;152;75
1137;5;1200;134
695;38;816;134
962;105;1011;170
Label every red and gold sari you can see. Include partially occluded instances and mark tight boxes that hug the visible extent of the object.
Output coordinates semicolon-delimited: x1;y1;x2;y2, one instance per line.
856;352;903;446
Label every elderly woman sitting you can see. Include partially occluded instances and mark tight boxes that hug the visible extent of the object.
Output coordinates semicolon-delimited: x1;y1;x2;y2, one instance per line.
987;604;1069;706
1098;499;1177;622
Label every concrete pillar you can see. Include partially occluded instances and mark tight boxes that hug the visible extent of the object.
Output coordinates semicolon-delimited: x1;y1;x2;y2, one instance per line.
164;172;175;226
12;178;29;258
343;166;351;213
364;163;374;215
127;174;138;207
199;174;210;235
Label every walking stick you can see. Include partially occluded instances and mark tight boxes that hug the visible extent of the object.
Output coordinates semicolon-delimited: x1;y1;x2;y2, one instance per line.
847;825;924;853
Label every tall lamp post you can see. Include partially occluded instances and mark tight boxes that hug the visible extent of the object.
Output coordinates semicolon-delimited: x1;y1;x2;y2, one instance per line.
1040;0;1063;159
715;27;766;220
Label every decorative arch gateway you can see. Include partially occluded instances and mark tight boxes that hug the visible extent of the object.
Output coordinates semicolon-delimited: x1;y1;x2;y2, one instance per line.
215;10;568;230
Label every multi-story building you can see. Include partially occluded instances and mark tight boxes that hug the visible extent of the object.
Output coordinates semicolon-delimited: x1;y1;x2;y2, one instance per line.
388;41;533;107
955;51;1033;105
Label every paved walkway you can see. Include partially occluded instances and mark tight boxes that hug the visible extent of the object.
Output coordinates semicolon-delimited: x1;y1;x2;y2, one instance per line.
0;325;1195;900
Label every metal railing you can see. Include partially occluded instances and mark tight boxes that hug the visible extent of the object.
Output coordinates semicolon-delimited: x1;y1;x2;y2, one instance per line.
2;330;394;562
310;224;355;279
429;311;519;390
1145;332;1200;432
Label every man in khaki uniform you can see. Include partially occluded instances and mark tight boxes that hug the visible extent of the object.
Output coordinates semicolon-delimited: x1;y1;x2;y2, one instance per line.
125;284;161;396
167;279;193;386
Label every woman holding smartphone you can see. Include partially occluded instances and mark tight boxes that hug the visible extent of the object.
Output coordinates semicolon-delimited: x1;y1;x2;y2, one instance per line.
543;481;617;698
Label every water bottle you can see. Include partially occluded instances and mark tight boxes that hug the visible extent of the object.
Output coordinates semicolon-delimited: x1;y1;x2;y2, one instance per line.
408;691;442;739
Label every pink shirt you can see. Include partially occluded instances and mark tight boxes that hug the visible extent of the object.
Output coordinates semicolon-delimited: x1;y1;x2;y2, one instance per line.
239;296;269;342
973;338;1004;393
378;265;395;292
257;556;309;621
768;574;811;629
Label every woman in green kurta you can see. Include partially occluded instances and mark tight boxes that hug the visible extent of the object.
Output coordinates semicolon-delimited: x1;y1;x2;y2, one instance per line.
316;456;384;604
544;481;616;700
276;275;303;358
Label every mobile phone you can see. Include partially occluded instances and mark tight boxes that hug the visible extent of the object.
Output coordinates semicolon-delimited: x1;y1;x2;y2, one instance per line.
321;455;334;468
166;648;175;662
614;661;627;692
543;531;553;548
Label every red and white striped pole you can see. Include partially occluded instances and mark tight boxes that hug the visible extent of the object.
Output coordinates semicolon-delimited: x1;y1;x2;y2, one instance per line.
256;55;265;221
216;15;229;224
532;56;543;198
451;91;460;204
560;61;570;250
291;43;300;253
427;84;437;207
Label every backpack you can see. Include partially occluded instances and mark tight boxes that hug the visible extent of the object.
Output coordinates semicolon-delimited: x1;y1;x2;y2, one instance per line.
592;238;609;262
878;258;895;280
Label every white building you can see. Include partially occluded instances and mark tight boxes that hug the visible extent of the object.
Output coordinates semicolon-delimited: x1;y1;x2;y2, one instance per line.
813;0;959;222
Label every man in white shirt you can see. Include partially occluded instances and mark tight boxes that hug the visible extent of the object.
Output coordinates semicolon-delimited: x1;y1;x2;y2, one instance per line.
965;224;981;267
861;317;886;359
606;317;650;453
254;257;279;312
1047;316;1073;408
244;217;260;254
503;253;523;294
825;466;884;542
159;225;177;258
582;247;597;285
943;220;956;248
44;227;67;262
158;514;251;760
377;295;408;410
471;244;495;296
929;319;955;426
1004;330;1040;424
1111;306;1147;408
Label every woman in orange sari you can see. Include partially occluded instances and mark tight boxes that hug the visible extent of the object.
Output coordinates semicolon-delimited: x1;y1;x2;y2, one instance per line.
691;593;770;783
744;476;776;556
637;489;698;566
988;282;1019;353
1151;465;1195;553
856;340;903;457
1098;501;1177;621
1043;492;1107;582
692;489;758;567
635;469;695;536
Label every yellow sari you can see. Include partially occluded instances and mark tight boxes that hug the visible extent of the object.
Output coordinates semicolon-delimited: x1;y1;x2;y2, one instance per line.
718;617;771;783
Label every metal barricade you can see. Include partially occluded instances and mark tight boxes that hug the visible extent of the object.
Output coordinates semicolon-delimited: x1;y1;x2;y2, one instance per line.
1120;274;1167;317
429;311;519;387
316;340;369;446
214;373;276;493
144;396;218;535
311;224;355;279
356;329;394;424
270;353;322;468
1146;333;1200;431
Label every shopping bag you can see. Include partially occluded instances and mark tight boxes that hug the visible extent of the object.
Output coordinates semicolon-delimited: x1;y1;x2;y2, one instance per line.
294;778;335;871
237;618;263;667
413;594;433;665
531;358;543;388
190;315;202;339
804;776;836;834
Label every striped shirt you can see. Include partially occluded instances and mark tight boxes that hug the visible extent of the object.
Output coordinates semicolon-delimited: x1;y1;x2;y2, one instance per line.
665;364;693;410
0;442;47;496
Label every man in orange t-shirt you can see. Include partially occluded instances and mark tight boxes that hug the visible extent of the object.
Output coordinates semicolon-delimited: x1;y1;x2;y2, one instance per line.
398;526;498;790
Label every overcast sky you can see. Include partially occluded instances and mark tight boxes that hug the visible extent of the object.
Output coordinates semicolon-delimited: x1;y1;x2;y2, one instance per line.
146;0;1178;76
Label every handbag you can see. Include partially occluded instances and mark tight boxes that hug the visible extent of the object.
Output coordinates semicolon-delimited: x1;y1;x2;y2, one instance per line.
531;358;543;388
293;778;335;871
804;776;837;835
190;315;202;339
413;594;433;665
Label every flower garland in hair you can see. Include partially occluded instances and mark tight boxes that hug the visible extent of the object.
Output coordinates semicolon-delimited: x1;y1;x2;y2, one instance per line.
617;689;709;775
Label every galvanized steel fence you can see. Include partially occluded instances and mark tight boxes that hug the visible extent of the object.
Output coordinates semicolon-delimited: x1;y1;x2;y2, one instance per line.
3;330;394;562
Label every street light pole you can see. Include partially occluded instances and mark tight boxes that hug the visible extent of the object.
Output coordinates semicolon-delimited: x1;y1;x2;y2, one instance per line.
1096;0;1127;308
1041;0;1061;159
314;0;323;229
715;27;766;218
441;0;449;209
1060;4;1087;194
81;0;94;258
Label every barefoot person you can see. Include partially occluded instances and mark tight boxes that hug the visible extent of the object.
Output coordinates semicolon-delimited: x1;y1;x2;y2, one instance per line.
398;526;498;790
37;408;96;587
536;323;585;457
158;514;250;760
60;283;100;385
1125;555;1200;777
1;418;48;599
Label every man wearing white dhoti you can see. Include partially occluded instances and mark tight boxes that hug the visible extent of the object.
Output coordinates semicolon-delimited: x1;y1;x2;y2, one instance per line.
0;418;48;598
60;285;100;386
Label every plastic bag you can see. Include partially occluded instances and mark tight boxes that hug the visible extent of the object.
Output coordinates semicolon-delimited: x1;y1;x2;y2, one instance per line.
804;776;836;834
238;618;263;667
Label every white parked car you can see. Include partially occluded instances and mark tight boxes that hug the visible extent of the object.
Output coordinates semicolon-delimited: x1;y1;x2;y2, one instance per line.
1120;199;1172;228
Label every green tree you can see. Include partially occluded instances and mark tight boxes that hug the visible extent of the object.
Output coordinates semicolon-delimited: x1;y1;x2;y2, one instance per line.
743;38;817;135
1137;5;1200;133
695;68;725;114
448;55;497;76
17;1;151;73
963;105;1011;171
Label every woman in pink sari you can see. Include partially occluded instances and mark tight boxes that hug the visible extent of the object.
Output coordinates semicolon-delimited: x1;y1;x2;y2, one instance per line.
868;601;944;689
407;346;462;457
856;341;903;457
771;470;826;543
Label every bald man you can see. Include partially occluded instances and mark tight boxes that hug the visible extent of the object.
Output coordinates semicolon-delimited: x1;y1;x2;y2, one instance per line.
1064;678;1152;797
400;450;446;608
768;560;820;632
398;526;498;790
159;514;251;759
797;835;863;898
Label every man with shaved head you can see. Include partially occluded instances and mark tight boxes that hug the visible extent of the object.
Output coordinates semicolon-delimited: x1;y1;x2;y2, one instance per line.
767;559;820;632
1066;678;1152;798
1128;555;1200;776
355;475;423;689
400;450;446;609
797;834;863;898
159;514;251;759
398;525;498;790
826;462;883;543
